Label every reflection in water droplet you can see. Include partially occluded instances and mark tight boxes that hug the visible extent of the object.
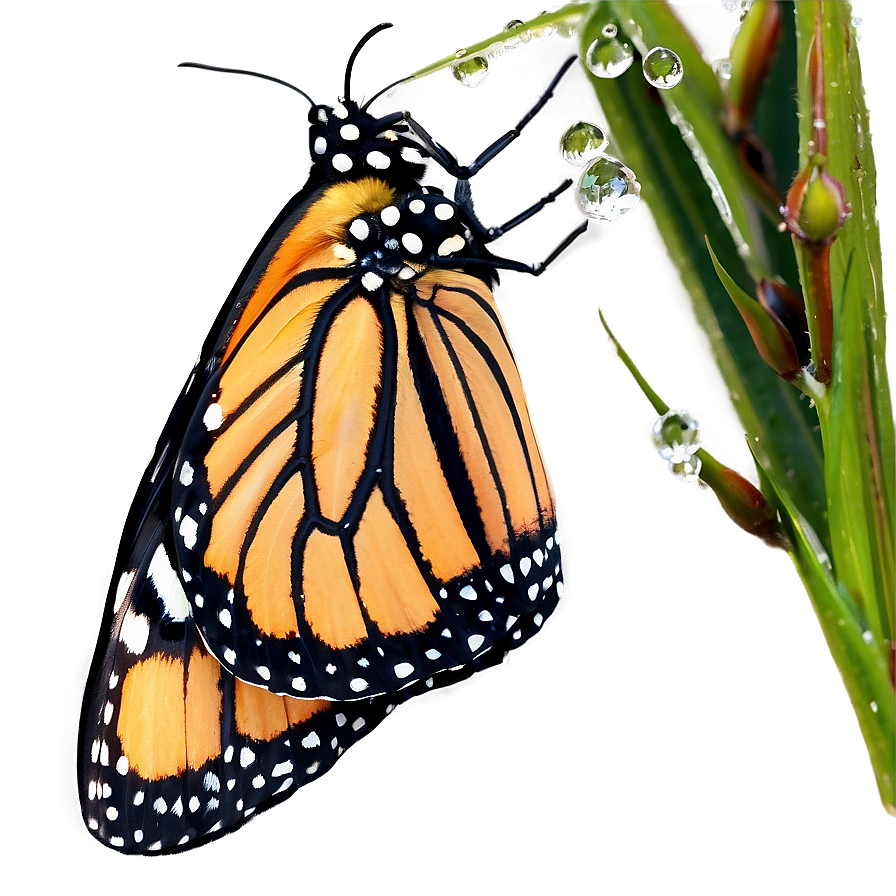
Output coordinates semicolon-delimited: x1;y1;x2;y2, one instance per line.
713;58;732;81
601;23;618;38
586;31;634;78
669;456;702;482
559;122;607;166
451;55;489;88
642;47;684;89
652;409;701;462
574;156;641;223
556;15;581;39
531;10;555;41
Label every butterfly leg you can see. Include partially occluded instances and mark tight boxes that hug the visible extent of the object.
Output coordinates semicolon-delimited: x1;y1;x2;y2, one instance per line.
442;218;588;278
453;178;575;244
402;55;577;179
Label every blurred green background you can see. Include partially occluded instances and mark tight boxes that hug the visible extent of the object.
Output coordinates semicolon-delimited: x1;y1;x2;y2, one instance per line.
0;0;894;894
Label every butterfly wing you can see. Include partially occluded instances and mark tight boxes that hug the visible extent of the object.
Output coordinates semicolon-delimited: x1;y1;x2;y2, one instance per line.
169;178;563;701
77;523;404;854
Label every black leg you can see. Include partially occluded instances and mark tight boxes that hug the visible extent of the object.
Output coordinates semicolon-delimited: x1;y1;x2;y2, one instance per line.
484;179;575;243
441;220;589;278
402;56;578;180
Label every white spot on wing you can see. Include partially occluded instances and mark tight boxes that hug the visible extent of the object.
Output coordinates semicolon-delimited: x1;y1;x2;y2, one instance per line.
147;544;190;620
121;610;150;655
203;403;223;431
394;662;414;679
179;516;198;550
179;461;194;486
113;571;135;613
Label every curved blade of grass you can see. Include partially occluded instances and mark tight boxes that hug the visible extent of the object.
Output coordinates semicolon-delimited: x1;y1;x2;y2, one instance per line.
580;2;828;547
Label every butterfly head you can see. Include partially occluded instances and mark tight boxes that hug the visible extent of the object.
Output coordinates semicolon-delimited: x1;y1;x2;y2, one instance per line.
307;100;427;186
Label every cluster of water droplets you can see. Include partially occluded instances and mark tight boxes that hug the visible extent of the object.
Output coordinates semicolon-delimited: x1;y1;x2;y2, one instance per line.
451;11;582;88
584;22;683;90
652;409;702;481
559;121;640;224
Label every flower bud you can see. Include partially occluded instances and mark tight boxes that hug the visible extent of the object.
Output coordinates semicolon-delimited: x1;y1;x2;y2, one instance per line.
782;156;849;245
698;455;787;548
756;278;811;368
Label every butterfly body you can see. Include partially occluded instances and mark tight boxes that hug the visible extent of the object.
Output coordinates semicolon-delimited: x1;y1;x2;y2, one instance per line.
79;33;574;854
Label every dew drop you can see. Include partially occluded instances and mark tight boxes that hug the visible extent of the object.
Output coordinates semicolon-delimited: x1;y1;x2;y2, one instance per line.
451;55;489;88
486;41;507;59
669;455;702;482
713;58;732;81
454;48;467;59
652;409;701;462
642;47;684;89
556;15;581;39
560;121;607;166
503;19;532;49
531;11;555;41
574;155;641;222
585;29;634;78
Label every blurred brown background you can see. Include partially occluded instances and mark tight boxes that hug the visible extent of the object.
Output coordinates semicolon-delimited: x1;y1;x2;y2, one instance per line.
0;2;894;894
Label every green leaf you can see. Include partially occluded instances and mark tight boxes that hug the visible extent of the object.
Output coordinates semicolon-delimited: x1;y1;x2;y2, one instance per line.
580;1;829;547
792;5;894;653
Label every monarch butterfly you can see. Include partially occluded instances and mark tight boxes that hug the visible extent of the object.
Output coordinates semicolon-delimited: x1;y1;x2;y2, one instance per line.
78;23;586;854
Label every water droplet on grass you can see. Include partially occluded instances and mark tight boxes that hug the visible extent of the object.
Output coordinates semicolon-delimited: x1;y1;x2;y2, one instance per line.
643;47;684;89
652;409;701;461
585;29;634;78
451;55;489;88
669;456;702;482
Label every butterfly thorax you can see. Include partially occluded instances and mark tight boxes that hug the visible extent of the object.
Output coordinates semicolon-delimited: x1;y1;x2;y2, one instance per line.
337;189;470;293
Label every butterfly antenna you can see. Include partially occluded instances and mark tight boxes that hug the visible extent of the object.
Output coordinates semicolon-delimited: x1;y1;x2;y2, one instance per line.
344;22;393;101
178;62;315;107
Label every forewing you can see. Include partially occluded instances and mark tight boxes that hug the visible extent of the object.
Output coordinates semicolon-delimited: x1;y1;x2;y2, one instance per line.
173;265;563;701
